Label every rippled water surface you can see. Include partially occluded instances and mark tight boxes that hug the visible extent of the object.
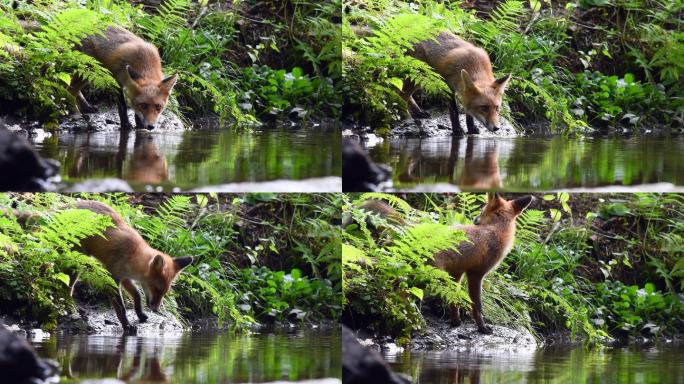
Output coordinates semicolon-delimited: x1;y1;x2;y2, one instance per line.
365;135;684;191
31;126;341;191
32;329;341;383
385;344;684;384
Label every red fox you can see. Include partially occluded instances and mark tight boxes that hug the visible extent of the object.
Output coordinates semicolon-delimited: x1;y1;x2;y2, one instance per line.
75;200;192;331
70;27;177;131
402;32;511;136
358;193;533;334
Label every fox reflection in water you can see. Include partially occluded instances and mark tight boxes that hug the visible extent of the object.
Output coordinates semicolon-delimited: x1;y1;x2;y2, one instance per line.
398;136;502;190
70;131;168;184
63;336;168;383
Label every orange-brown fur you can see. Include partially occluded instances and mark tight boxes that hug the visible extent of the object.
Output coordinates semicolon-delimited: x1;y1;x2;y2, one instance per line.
457;139;502;190
361;193;533;333
71;27;177;131
127;133;168;184
402;32;511;135
75;200;192;332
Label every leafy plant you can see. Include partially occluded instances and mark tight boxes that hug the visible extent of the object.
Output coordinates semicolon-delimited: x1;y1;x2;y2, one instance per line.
0;195;116;329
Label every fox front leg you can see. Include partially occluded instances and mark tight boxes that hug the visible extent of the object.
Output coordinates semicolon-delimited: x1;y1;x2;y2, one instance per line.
467;272;492;334
448;92;465;136
121;278;148;323
117;90;133;131
465;115;479;135
111;284;136;334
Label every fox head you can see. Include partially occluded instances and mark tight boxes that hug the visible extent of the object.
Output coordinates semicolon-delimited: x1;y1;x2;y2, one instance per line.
474;193;533;226
124;65;177;130
142;254;193;312
460;69;511;132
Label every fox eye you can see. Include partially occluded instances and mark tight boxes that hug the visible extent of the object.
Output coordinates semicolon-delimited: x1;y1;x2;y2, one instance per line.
139;103;148;110
480;106;489;112
155;104;162;112
496;105;500;112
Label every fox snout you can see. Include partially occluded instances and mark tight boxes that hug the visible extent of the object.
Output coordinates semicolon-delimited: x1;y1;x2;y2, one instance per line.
134;111;158;131
147;296;162;312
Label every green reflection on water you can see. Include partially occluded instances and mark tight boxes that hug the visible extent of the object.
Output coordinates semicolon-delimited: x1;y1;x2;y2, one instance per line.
366;136;684;190
34;127;341;191
33;330;340;383
386;345;684;384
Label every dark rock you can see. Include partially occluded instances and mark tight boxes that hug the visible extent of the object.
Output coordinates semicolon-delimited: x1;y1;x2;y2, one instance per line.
0;121;59;191
58;305;184;336
342;325;411;384
61;107;184;132
342;139;391;192
408;312;537;351
390;112;517;139
0;322;59;384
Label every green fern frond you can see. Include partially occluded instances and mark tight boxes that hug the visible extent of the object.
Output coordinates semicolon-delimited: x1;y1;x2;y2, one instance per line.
516;209;546;245
355;192;414;214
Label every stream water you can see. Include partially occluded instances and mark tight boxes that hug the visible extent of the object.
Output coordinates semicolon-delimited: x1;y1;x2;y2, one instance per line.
31;329;340;383
385;344;684;383
364;135;684;191
30;126;341;191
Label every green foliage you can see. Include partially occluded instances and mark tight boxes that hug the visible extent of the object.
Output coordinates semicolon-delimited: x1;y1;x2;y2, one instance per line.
0;194;116;329
241;66;336;118
343;193;471;340
342;8;450;127
231;266;339;322
594;281;683;335
574;71;676;127
0;4;117;122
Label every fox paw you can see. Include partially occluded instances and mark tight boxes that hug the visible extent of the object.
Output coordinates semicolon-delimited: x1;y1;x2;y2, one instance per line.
450;319;462;327
137;313;148;323
120;120;133;131
122;324;137;335
477;325;493;335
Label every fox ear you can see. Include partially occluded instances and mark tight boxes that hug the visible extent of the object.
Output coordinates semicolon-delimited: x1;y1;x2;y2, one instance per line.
461;69;478;93
151;254;165;272
174;256;193;270
494;73;512;92
126;65;142;81
486;192;502;204
160;74;178;93
512;195;534;214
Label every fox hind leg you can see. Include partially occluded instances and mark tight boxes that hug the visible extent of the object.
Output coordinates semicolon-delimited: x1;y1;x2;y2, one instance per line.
122;278;148;323
467;272;492;334
401;80;430;119
448;270;465;327
111;282;135;333
69;76;98;114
